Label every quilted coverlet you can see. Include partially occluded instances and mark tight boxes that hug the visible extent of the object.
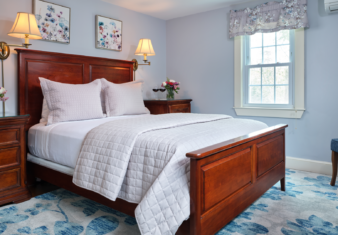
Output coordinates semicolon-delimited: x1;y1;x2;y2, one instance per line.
72;113;268;235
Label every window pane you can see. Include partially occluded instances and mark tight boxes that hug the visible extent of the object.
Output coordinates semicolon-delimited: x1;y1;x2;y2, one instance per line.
277;45;290;63
262;67;274;85
250;33;262;48
249;86;261;103
262;86;274;103
276;66;289;84
263;47;275;64
276;86;289;104
251;48;262;65
249;68;261;85
263;32;275;46
277;30;289;45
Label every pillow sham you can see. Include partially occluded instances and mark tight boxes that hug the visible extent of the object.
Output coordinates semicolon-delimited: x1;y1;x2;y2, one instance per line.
40;98;49;123
39;78;104;125
100;79;142;114
101;79;150;116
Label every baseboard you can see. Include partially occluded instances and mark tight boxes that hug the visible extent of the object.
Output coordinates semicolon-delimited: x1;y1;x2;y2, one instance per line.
286;156;332;176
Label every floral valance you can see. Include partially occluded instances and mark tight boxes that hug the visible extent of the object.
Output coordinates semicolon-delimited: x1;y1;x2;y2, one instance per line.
229;0;309;38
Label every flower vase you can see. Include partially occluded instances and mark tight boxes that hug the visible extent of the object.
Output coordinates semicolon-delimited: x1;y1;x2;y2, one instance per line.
166;89;175;100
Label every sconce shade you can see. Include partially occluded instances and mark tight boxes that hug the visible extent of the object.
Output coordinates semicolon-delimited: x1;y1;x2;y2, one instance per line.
135;39;155;56
8;12;42;40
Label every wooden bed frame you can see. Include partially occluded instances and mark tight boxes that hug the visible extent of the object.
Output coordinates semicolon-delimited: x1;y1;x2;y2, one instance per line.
17;49;288;235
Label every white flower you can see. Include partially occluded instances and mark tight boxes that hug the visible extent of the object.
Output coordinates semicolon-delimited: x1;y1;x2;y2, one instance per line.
162;82;166;86
169;80;175;82
0;87;6;95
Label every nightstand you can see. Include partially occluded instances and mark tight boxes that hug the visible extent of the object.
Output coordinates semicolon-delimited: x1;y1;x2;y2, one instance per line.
144;99;192;114
0;113;30;206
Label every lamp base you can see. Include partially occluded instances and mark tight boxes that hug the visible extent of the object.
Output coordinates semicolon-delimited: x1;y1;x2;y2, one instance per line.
0;42;10;60
132;59;138;72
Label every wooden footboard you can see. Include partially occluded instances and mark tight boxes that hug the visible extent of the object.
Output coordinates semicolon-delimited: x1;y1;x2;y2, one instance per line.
186;124;287;235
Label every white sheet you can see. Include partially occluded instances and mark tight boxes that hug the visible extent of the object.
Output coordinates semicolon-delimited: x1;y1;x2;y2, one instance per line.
28;114;150;168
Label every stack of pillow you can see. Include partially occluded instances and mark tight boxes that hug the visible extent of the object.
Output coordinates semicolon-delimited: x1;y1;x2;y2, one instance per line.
39;77;150;126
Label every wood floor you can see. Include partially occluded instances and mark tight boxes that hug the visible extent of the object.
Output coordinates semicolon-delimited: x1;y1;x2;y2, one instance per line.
0;181;59;208
28;180;60;197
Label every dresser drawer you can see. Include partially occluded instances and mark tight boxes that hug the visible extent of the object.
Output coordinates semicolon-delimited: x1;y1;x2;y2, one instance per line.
0;128;20;146
169;104;191;113
0;168;20;192
0;147;20;169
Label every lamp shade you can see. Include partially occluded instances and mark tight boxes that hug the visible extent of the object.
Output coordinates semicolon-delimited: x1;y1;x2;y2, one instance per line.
8;12;42;40
135;39;155;56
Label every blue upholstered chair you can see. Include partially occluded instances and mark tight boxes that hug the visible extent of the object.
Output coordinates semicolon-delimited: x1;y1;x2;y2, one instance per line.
331;139;338;186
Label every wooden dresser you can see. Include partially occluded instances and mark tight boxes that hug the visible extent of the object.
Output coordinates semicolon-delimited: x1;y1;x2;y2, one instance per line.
144;99;192;114
0;114;30;206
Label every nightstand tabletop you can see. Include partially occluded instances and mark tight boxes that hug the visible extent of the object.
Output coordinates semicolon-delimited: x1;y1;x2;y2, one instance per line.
144;99;192;102
0;113;30;119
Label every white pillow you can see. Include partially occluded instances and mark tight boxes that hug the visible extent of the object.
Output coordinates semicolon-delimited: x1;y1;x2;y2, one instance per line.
40;98;49;123
102;79;149;116
100;79;142;114
39;77;104;125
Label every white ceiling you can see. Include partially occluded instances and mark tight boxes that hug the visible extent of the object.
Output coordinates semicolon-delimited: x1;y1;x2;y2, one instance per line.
102;0;255;20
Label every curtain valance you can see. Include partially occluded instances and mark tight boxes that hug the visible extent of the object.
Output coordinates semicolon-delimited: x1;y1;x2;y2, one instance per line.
229;0;309;38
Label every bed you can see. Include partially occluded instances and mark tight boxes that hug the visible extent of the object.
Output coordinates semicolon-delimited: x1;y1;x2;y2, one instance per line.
16;48;288;235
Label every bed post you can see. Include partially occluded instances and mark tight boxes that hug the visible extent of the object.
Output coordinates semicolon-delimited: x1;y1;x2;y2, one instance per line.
187;124;287;235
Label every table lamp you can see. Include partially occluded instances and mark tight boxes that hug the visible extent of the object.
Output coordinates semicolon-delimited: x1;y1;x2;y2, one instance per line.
132;39;155;79
0;12;42;114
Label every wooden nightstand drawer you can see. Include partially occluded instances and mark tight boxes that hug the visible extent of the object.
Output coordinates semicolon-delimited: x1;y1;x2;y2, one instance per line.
0;114;30;205
0;168;20;192
0;147;20;169
169;104;191;113
0;128;20;146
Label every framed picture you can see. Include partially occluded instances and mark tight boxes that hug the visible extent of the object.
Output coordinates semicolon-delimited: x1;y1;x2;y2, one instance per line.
95;15;122;52
33;0;71;44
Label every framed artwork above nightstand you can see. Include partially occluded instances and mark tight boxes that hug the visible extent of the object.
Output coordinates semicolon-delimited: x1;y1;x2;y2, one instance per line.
0;114;30;206
144;99;192;114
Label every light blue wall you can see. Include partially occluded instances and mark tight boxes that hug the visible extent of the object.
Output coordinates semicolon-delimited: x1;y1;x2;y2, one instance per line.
167;0;338;162
0;0;166;113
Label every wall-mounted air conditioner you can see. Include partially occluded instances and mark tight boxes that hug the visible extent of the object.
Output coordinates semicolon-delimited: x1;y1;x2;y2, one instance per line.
325;0;338;13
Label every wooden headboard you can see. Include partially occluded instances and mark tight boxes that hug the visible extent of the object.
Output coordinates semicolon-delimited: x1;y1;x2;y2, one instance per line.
16;49;134;129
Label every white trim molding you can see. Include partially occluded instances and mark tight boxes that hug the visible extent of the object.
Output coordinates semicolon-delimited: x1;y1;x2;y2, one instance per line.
286;156;332;176
235;107;305;119
234;29;305;119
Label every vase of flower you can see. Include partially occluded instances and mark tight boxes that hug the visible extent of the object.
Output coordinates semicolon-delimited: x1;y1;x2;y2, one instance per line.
0;87;9;115
162;78;180;100
0;87;8;102
166;89;175;100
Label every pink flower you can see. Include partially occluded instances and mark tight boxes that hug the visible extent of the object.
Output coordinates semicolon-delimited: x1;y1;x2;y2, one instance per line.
0;97;8;102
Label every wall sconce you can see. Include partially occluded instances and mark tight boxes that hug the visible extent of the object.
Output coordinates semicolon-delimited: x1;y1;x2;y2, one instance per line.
132;39;155;75
0;12;42;113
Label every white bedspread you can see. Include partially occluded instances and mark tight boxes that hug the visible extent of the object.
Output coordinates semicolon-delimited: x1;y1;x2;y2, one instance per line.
28;115;149;168
72;113;268;235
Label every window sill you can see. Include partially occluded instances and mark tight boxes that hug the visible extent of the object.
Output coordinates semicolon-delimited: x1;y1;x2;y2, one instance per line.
234;107;305;119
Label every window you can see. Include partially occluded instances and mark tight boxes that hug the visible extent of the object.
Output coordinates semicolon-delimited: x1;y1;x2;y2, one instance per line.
234;29;305;119
244;31;294;108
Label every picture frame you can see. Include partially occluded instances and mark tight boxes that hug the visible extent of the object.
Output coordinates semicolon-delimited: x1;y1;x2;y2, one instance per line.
32;0;71;44
95;15;122;52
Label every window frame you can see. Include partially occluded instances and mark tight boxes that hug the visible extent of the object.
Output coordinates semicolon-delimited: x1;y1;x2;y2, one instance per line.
234;28;305;119
243;30;295;109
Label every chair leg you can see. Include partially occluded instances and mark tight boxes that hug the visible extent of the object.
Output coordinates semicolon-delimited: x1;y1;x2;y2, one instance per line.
331;151;338;186
280;177;285;191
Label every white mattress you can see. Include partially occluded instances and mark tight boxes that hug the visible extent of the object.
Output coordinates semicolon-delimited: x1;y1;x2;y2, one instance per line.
27;153;75;176
28;115;150;169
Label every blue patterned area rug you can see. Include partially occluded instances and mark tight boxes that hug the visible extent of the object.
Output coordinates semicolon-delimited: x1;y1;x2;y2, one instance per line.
0;169;338;235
